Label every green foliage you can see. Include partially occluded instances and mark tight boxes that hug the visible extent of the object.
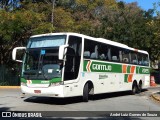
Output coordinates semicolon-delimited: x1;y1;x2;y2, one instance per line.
0;2;54;66
54;7;74;32
0;81;9;86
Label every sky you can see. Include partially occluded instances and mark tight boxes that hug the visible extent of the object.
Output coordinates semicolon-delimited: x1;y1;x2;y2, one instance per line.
120;0;159;11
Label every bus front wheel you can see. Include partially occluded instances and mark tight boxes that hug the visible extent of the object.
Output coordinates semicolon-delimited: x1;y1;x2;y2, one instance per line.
83;83;89;102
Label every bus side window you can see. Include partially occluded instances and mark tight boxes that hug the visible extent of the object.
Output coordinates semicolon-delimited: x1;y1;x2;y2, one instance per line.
131;53;138;64
64;35;82;81
84;39;98;59
99;54;106;60
107;48;111;61
142;54;149;66
122;49;130;63
90;44;99;59
97;43;107;60
138;53;143;65
112;56;118;61
123;58;128;63
119;51;122;62
110;46;120;62
84;51;90;58
95;45;98;59
134;53;149;66
90;52;97;59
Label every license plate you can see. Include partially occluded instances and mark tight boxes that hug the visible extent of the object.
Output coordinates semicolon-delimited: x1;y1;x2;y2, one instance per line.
34;90;41;94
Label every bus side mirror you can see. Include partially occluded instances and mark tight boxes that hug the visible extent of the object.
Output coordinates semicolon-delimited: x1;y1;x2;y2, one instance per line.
12;47;26;62
59;45;69;60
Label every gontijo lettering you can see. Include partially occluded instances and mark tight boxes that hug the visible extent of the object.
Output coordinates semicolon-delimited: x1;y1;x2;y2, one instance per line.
92;64;112;71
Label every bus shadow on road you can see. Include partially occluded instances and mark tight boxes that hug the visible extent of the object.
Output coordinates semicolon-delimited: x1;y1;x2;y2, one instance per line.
0;107;10;111
24;96;83;105
90;89;148;101
24;89;148;105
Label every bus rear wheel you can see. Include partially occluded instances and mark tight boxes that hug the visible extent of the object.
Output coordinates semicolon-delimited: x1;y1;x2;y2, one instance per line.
83;83;89;102
138;81;142;93
132;82;138;95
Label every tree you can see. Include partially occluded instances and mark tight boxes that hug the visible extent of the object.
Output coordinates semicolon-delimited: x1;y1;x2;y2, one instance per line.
54;7;75;32
0;0;20;11
99;2;151;49
0;2;53;66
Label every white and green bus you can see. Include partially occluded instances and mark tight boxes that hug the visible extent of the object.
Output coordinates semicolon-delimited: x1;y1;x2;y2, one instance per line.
12;33;150;102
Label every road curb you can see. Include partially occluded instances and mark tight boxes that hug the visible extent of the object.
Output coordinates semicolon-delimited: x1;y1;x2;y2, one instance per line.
151;93;160;102
0;86;20;88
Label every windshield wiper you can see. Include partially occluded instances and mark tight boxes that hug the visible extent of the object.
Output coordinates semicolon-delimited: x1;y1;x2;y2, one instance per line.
24;70;37;75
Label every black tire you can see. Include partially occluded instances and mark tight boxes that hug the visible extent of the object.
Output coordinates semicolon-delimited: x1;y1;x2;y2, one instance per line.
83;83;89;102
138;82;142;93
132;83;138;95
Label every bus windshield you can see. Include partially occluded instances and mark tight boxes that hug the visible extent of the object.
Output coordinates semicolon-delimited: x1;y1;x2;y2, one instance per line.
23;48;62;80
27;35;66;48
22;35;66;80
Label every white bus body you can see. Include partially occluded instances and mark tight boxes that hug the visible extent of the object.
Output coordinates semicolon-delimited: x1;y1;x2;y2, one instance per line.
12;33;150;102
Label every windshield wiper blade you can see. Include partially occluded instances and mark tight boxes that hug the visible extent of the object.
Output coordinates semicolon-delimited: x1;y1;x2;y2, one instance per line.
24;70;37;75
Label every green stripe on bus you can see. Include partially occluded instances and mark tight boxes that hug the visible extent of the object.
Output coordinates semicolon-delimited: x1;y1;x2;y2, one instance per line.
127;66;131;73
83;60;88;71
124;74;128;83
138;67;150;74
21;78;62;84
136;66;139;74
21;78;27;83
83;60;150;74
50;78;62;83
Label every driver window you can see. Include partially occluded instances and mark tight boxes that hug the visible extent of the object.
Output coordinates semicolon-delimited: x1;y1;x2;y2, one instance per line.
64;35;82;81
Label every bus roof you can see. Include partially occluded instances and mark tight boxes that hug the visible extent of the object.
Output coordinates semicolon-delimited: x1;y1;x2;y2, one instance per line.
30;32;149;55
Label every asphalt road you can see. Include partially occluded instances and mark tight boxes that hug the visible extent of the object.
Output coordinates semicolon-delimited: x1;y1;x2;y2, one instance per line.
0;86;160;120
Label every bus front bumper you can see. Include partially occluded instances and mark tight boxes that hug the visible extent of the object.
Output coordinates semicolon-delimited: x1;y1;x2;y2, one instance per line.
21;85;64;97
